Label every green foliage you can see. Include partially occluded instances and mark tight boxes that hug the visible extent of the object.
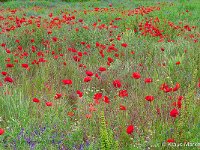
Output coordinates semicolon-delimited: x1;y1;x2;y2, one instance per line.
0;0;200;149
0;0;9;1
177;67;199;142
99;111;119;150
61;0;99;2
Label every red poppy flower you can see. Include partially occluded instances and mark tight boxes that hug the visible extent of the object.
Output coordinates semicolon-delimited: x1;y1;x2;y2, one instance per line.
126;125;134;134
99;67;106;72
81;41;85;45
170;108;179;117
77;52;83;57
86;44;90;49
18;45;22;51
63;62;67;66
119;90;128;97
95;73;101;79
176;61;180;65
93;94;102;104
83;52;88;55
86;70;93;76
84;76;92;82
1;72;7;76
132;72;141;79
1;43;6;47
107;57;114;63
172;100;182;108
4;76;13;83
184;25;191;31
77;90;83;98
160;83;172;93
75;28;79;32
79;19;83;23
103;96;110;104
54;93;62;99
117;36;121;41
198;81;200;88
62;79;72;85
167;138;175;143
73;55;81;62
120;104;126;110
86;114;92;119
156;107;161;115
89;104;97;112
49;12;53;17
164;87;173;93
178;96;184;101
144;78;153;83
46;102;52;106
160;47;165;51
121;43;128;48
6;64;14;68
5;58;10;62
0;129;5;135
173;83;180;92
177;100;182;108
52;37;58;42
96;42;100;47
113;79;122;88
33;98;40;103
31;39;35;43
6;49;11;54
67;111;74;117
131;51;135;55
145;95;154;102
94;93;103;100
114;53;119;57
21;64;29;69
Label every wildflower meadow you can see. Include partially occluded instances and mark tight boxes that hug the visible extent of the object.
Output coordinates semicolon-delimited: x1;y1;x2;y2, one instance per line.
0;0;200;149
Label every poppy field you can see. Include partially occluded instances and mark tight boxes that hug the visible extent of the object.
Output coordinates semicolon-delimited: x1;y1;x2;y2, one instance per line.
0;0;200;149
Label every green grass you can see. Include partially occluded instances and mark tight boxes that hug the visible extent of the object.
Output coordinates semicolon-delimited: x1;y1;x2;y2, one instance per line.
0;0;200;149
